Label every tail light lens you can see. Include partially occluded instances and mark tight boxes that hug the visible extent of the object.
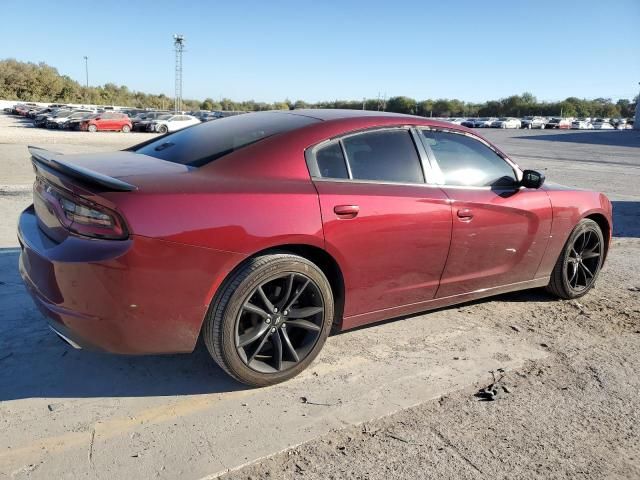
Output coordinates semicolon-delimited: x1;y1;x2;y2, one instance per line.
35;178;128;240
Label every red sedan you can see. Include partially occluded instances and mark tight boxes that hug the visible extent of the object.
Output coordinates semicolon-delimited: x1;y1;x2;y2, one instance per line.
18;110;612;386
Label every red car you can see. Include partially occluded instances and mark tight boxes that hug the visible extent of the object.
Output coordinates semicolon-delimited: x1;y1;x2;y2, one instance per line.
80;112;132;132
18;110;612;386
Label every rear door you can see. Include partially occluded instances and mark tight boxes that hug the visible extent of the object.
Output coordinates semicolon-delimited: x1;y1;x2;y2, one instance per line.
308;128;452;319
417;129;552;297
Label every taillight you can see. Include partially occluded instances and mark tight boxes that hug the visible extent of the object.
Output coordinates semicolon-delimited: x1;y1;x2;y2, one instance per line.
35;178;128;240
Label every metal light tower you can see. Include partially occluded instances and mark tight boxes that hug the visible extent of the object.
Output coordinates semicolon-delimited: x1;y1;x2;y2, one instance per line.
173;34;185;112
83;56;89;88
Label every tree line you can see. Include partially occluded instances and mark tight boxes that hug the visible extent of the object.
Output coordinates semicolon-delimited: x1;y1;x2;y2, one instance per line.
1;59;636;118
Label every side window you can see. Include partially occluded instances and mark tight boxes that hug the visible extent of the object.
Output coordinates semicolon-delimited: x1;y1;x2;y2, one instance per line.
315;142;349;179
419;130;516;187
342;130;424;183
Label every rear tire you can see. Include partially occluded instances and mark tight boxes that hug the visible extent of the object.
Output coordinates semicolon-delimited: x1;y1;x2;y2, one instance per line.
158;124;168;134
121;124;131;133
203;254;334;387
546;219;604;299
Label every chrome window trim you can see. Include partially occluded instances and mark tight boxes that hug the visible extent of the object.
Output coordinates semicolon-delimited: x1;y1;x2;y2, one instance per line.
311;176;522;192
337;139;354;179
415;127;523;187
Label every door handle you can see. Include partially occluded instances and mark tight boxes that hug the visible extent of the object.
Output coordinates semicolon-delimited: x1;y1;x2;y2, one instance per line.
457;208;474;221
334;205;360;219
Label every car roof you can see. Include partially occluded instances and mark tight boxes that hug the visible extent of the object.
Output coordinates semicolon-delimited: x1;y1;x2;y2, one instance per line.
281;108;423;122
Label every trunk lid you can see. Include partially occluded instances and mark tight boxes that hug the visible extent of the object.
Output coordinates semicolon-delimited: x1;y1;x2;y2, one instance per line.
29;147;191;243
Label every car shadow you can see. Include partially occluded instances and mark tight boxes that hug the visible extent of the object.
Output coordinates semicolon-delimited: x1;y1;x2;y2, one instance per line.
0;248;246;401
612;201;640;238
513;130;640;147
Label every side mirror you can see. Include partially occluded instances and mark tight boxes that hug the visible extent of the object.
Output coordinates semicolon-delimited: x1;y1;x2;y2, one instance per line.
521;169;545;189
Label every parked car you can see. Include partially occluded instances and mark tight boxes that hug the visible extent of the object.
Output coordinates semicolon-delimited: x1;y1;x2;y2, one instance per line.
446;118;467;125
148;114;200;133
46;110;88;129
571;120;593;130
613;119;628;130
545;118;572;129
56;111;96;129
15;103;39;116
80;112;132;132
65;112;97;131
520;116;547;129
592;119;614;130
34;109;71;128
472;117;496;128
131;111;171;131
460;118;476;128
19;110;612;386
490;117;521;129
27;107;53;120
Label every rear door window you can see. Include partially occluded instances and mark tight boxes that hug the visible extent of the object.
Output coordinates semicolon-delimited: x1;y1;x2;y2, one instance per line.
342;129;424;183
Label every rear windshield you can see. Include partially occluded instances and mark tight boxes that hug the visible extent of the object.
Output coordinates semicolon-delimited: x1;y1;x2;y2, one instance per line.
133;112;319;167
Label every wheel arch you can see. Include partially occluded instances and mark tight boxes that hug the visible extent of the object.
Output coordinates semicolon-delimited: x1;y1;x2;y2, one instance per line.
203;243;346;337
584;212;611;263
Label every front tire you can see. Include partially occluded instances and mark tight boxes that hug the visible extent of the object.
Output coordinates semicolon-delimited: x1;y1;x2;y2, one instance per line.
203;254;334;387
546;219;604;299
88;124;97;133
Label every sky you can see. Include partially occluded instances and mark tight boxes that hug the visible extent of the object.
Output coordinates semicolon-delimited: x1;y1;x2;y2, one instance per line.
3;0;639;103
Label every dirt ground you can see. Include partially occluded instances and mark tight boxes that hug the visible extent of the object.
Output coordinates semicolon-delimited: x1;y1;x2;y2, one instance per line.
220;238;640;480
0;113;639;479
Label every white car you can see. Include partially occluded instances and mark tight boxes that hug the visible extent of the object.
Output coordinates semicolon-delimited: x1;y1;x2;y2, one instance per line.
592;119;614;130
473;117;496;128
521;116;547;129
447;118;467;125
571;120;593;129
150;114;201;134
490;117;521;129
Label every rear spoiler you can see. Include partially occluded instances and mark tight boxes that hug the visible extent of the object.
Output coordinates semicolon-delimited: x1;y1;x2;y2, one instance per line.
28;146;137;192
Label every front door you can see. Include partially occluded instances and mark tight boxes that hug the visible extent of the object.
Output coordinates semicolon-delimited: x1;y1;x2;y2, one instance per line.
416;129;552;298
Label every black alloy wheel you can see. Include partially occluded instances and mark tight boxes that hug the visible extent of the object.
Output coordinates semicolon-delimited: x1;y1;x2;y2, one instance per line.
547;219;604;299
203;254;334;387
235;272;324;373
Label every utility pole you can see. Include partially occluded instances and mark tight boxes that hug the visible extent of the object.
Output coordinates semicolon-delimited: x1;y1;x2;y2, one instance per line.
173;34;185;113
83;56;89;88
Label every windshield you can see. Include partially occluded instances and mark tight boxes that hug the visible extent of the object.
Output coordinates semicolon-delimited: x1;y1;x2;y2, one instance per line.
133;111;320;167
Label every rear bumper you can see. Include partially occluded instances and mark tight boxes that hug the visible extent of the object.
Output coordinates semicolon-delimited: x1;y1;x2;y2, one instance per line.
18;205;245;354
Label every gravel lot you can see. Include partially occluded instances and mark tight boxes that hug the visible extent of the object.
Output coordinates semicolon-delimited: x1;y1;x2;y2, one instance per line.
0;113;639;479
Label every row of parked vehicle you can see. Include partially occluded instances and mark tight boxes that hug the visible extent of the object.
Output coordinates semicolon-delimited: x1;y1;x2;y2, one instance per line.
446;116;633;130
4;103;247;133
